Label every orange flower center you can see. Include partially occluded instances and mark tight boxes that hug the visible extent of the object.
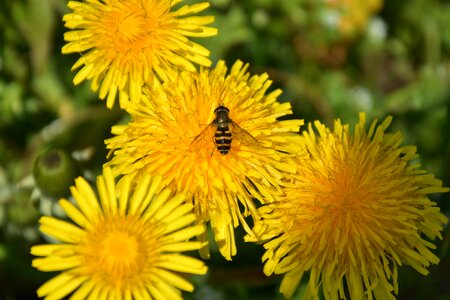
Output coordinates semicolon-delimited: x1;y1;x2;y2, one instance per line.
97;0;169;54
81;215;160;287
114;11;146;44
311;146;376;224
98;230;141;277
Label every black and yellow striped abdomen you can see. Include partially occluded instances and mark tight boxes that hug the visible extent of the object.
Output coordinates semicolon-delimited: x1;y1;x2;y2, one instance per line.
215;126;232;155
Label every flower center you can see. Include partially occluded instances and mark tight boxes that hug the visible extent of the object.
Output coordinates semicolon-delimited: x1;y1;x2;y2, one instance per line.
315;151;374;219
98;230;141;277
81;215;159;288
99;1;164;54
115;12;145;43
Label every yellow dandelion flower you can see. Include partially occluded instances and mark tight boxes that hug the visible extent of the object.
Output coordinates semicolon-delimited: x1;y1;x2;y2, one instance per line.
62;0;217;108
247;113;448;299
31;167;207;300
328;0;383;35
105;60;304;260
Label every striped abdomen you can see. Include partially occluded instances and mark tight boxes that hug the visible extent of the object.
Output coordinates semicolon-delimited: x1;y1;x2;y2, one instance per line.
215;127;232;155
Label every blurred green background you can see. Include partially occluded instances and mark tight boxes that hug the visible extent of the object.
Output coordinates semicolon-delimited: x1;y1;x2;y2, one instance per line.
0;0;449;299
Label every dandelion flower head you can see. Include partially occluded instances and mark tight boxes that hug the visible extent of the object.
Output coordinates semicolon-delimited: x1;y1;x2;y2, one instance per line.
248;113;448;299
327;0;383;36
62;0;217;108
31;167;207;299
106;60;304;260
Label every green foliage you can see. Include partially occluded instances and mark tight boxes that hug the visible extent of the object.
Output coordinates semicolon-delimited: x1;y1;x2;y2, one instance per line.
1;0;449;299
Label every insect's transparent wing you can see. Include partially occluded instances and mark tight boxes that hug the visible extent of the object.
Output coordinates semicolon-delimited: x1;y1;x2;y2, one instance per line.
230;120;260;149
189;121;217;156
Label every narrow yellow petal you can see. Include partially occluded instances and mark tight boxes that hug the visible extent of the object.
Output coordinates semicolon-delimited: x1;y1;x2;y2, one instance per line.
59;199;91;229
70;279;96;300
157;268;194;292
37;273;76;297
159;241;205;252
153;194;186;221
162;225;205;242
39;217;84;243
31;244;73;257
33;256;81;271
129;177;153;215
156;254;207;274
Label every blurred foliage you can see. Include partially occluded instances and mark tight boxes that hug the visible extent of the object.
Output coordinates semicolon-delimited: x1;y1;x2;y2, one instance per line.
0;0;449;299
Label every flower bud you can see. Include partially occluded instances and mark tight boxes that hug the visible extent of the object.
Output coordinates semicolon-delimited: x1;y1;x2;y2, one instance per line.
33;148;78;197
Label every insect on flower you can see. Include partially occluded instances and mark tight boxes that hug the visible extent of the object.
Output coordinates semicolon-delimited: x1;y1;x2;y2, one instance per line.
105;60;305;260
190;105;259;155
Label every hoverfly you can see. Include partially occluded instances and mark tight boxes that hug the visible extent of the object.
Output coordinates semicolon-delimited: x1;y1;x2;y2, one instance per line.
189;105;259;155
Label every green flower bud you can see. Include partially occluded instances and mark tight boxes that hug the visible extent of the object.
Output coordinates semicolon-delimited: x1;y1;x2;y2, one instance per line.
33;148;78;197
